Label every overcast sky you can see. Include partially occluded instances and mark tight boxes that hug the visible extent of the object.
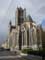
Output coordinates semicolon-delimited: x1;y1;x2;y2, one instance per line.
0;0;45;43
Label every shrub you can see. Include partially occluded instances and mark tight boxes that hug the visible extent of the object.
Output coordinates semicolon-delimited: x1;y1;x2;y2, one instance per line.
22;48;45;56
22;48;33;53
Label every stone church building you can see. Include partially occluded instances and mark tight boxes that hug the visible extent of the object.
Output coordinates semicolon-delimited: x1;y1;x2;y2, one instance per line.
8;7;42;50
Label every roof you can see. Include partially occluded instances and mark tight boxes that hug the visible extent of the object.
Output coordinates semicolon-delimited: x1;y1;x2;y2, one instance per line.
26;15;33;22
10;25;16;32
28;15;33;22
11;26;16;29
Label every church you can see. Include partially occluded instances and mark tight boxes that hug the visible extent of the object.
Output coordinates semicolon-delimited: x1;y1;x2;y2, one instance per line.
8;7;42;51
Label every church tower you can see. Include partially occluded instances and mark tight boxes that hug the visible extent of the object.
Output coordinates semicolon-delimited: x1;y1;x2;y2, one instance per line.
15;7;26;26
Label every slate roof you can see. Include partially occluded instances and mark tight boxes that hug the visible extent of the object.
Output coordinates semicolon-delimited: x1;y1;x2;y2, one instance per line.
10;25;16;32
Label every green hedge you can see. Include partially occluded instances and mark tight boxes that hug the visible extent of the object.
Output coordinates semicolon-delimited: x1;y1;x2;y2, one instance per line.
22;48;45;56
22;48;33;53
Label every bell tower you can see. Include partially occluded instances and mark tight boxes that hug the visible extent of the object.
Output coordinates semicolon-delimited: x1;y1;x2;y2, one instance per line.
15;7;26;26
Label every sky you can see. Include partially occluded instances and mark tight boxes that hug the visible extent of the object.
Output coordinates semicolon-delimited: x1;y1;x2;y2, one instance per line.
0;0;45;44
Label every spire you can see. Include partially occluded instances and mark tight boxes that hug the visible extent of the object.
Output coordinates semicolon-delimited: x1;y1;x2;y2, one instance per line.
9;20;12;26
9;20;12;32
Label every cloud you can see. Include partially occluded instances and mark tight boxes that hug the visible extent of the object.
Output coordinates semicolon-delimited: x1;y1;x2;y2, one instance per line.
0;10;6;17
36;6;45;15
0;0;45;43
0;0;12;17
